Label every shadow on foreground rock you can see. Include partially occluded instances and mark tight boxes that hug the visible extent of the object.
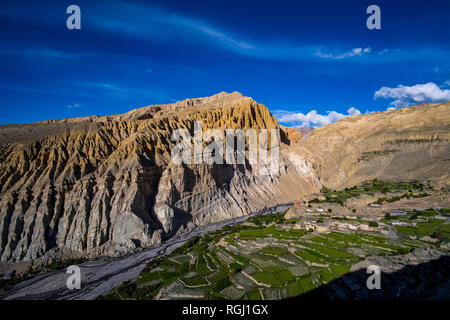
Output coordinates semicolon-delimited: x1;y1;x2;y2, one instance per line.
292;255;450;300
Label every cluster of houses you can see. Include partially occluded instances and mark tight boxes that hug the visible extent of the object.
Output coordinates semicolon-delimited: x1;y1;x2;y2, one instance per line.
293;202;325;213
388;210;450;225
433;215;450;224
290;200;450;234
390;221;413;226
293;218;378;233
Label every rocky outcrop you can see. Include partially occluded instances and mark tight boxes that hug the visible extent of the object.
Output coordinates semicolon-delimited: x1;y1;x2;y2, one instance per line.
0;92;319;263
0;93;448;265
298;248;450;300
301;102;450;190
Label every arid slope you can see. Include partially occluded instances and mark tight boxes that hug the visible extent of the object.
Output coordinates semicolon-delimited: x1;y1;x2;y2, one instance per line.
0;94;448;265
0;92;319;263
302;102;450;189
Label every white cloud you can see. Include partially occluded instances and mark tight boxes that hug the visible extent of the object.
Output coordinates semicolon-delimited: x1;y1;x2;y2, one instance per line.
347;107;362;116
444;80;450;87
67;103;81;109
89;2;396;62
274;107;362;128
374;82;450;108
72;81;128;94
69;80;168;101
315;47;371;59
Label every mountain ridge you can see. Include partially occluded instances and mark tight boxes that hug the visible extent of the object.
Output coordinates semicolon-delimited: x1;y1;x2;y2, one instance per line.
0;92;448;266
0;92;319;264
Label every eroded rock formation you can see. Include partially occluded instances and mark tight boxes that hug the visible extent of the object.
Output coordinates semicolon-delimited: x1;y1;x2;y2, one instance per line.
301;102;450;189
0;92;319;263
0;93;448;264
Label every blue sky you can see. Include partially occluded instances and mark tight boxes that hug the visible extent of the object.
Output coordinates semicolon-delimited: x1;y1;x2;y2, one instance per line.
0;0;449;126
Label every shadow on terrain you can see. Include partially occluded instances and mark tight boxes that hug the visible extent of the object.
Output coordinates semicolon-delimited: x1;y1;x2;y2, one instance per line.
292;255;450;300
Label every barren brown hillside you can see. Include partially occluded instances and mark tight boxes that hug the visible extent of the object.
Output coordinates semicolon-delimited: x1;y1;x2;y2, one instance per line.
0;92;319;263
0;93;448;265
301;101;450;189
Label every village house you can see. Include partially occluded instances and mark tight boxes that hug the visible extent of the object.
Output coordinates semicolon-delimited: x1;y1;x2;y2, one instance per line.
391;221;411;226
330;221;350;231
359;223;376;231
295;220;328;233
348;222;359;231
329;220;371;232
315;224;329;232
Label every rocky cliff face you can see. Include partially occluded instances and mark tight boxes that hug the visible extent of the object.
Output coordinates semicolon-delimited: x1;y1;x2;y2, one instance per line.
0;93;448;264
0;92;319;263
301;102;450;190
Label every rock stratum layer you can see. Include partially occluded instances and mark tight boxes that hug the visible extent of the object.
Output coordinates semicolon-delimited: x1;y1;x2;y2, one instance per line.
302;101;450;189
0;92;448;264
0;92;319;263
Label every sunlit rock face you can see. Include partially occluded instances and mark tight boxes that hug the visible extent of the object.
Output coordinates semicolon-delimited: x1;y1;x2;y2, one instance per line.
301;101;450;190
1;93;448;264
0;92;320;263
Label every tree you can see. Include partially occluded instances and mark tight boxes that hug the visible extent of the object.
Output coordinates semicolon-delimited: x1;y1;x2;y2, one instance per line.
431;230;444;242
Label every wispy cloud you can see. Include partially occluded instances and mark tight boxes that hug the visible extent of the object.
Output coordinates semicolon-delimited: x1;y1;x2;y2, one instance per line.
73;81;128;94
0;80;157;102
1;1;445;64
67;102;81;109
70;80;169;102
374;82;450;108
90;2;259;54
274;107;361;128
0;47;89;60
22;48;87;59
0;83;91;97
316;47;371;59
87;2;390;62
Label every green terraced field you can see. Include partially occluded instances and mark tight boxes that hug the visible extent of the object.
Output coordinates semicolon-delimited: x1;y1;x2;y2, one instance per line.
97;204;449;301
309;180;431;206
261;246;287;255
382;208;450;241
